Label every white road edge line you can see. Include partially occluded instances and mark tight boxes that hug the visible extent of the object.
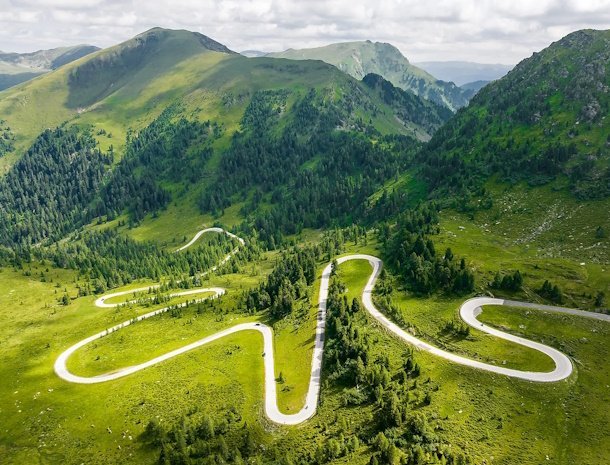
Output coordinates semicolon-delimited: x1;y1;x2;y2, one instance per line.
55;235;610;425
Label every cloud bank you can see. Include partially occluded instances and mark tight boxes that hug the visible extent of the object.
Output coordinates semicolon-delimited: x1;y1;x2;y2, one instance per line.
1;0;610;64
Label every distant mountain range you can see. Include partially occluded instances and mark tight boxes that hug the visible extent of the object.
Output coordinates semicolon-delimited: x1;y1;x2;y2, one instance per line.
240;50;268;57
0;27;448;167
0;44;99;91
266;41;473;111
0;40;506;108
414;61;513;86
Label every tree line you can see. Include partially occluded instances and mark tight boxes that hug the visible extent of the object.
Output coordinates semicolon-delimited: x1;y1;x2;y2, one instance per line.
199;88;418;248
0;126;112;247
380;205;475;295
91;105;219;224
36;229;258;292
0;119;14;157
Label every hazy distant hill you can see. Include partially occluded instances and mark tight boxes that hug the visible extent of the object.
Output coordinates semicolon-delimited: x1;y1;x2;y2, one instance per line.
414;61;513;86
240;50;268;57
460;80;490;93
268;40;472;111
0;44;99;91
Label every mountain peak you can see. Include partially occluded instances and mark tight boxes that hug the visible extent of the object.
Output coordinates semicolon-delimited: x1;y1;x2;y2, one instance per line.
65;28;234;108
549;28;610;54
131;27;235;54
421;27;610;200
267;40;469;111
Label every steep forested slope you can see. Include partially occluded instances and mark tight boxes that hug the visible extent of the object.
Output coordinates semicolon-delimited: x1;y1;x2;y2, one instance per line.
0;28;436;249
418;29;610;200
362;73;453;140
0;127;111;246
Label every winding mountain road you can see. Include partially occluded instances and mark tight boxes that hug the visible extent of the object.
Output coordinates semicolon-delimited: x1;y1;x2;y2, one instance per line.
54;231;609;425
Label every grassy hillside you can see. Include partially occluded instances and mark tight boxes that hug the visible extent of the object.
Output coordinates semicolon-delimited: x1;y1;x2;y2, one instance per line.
0;26;609;465
418;29;610;200
1;231;608;464
0;28;432;177
0;28;233;172
0;28;436;249
0;44;99;91
268;40;471;111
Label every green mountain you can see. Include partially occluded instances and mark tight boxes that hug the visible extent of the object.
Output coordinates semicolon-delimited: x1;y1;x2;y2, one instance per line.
362;73;453;140
418;29;610;201
0;27;443;247
0;44;99;91
268;40;471;111
0;28;447;174
0;27;609;465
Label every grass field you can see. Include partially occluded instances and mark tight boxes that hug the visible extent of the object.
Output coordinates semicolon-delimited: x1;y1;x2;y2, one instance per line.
0;236;346;463
366;179;610;464
1;210;608;464
355;264;610;464
0;261;268;464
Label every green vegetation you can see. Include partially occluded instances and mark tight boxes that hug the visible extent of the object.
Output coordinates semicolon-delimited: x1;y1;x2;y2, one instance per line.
0;25;609;465
129;258;470;464
268;40;471;111
362;73;453;139
42;228;249;290
0;28;422;177
0;126;112;246
418;30;610;200
200;88;418;247
0;118;14;156
66;29;231;109
380;204;475;295
91;106;218;224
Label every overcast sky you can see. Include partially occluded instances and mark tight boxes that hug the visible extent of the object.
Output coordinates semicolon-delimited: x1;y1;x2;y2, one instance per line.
1;0;610;64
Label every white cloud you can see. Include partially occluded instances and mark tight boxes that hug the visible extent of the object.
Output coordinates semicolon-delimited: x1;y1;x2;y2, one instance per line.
0;0;609;63
12;0;106;9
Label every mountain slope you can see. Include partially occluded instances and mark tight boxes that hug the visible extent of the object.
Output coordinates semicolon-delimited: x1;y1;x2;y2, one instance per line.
0;28;238;172
267;41;471;111
0;44;99;91
0;28;444;176
417;29;610;200
66;27;234;109
460;80;489;93
414;61;513;86
0;28;433;246
362;73;453;140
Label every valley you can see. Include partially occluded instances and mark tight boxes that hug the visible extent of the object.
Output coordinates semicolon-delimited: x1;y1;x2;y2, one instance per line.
0;24;608;465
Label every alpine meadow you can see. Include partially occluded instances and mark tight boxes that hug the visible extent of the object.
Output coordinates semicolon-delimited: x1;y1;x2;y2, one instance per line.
0;6;609;465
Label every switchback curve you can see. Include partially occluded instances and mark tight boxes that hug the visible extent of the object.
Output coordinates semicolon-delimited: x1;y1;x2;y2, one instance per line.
55;234;609;425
